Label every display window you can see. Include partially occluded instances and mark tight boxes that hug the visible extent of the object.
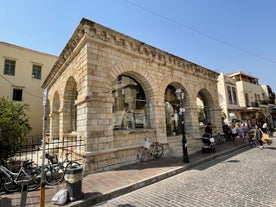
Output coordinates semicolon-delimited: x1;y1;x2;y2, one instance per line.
112;75;148;130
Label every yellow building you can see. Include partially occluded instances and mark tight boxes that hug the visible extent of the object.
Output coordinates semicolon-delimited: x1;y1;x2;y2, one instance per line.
218;71;275;127
0;41;57;142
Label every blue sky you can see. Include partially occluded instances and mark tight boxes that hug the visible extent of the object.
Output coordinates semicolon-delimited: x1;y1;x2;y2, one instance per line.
1;0;276;91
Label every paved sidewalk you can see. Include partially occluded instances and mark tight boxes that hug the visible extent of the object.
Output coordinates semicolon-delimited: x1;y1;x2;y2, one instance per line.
0;140;251;207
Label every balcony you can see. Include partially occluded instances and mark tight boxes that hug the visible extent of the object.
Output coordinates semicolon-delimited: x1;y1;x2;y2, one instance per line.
246;102;259;107
259;100;269;105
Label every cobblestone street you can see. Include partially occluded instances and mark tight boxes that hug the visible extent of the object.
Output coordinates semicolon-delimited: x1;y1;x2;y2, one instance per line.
95;143;276;207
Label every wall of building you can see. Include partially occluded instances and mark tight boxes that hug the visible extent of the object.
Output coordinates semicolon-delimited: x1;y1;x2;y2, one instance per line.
0;42;57;138
217;73;241;124
43;18;222;173
236;81;265;107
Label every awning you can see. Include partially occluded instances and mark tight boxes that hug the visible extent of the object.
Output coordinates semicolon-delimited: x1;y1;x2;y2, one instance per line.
229;113;237;119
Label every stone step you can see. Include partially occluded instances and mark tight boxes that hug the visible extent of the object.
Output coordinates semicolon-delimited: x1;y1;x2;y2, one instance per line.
167;136;182;156
168;136;203;157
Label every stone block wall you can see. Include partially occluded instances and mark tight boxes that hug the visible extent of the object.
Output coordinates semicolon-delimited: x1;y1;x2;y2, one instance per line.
43;18;221;173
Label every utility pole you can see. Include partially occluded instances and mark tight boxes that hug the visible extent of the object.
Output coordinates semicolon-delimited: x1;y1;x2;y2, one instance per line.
40;88;48;207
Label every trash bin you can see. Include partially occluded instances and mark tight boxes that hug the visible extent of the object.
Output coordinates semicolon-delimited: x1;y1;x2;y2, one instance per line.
64;166;83;201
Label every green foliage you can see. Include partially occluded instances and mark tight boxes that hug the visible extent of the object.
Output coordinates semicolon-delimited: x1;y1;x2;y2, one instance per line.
0;98;31;161
198;107;206;123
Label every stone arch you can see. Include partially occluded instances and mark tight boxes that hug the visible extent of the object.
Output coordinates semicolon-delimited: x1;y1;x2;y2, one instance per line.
106;62;155;100
197;88;215;128
163;82;192;136
106;62;161;130
62;76;78;133
112;71;155;130
159;76;191;106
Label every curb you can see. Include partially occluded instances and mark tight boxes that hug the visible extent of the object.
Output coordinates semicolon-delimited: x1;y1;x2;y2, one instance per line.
68;144;248;207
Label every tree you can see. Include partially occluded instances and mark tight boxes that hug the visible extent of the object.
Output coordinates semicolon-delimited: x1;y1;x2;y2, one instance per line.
0;98;32;161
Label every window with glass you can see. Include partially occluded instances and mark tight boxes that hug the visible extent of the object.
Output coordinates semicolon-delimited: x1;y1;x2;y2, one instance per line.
32;65;42;79
13;88;23;101
232;87;237;105
112;75;148;130
4;59;16;76
165;85;182;136
197;96;208;125
227;86;233;104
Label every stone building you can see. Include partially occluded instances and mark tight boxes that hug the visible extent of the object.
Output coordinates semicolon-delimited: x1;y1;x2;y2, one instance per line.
42;18;221;173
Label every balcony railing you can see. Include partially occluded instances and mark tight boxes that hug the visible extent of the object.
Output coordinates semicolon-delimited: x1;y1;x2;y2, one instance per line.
246;102;259;107
259;100;269;105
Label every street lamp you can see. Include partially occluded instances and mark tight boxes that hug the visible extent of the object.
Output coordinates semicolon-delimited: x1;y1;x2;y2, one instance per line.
175;88;189;163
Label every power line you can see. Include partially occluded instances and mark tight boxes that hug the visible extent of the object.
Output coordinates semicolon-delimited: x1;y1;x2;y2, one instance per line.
0;73;42;99
126;0;276;64
0;73;14;86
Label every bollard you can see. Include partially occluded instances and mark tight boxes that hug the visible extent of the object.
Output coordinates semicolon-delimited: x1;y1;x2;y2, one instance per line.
20;184;28;207
64;166;83;201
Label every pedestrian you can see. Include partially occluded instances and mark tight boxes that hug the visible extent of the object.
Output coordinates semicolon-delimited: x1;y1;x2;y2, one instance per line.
223;124;231;141
254;124;264;149
245;131;253;148
262;122;268;134
231;124;238;144
237;124;245;142
205;122;213;137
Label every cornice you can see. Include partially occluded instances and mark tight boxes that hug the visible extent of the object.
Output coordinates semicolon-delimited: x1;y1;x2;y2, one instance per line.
42;18;219;89
0;41;57;58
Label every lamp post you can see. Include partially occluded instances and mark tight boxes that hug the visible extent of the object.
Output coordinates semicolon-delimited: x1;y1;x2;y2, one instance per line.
175;88;189;163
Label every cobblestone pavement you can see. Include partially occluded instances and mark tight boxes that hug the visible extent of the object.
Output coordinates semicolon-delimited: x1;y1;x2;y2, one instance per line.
95;141;276;207
1;138;274;207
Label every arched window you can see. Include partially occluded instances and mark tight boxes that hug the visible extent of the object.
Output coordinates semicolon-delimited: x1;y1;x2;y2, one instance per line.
197;96;206;126
197;93;210;126
112;75;148;130
165;85;181;136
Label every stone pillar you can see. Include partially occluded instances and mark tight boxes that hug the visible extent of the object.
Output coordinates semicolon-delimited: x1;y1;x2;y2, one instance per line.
151;100;167;144
49;112;60;140
76;96;114;152
185;107;200;139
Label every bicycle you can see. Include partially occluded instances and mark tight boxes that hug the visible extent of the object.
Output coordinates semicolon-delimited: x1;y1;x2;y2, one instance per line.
0;160;41;193
44;152;80;186
138;138;164;162
213;132;225;145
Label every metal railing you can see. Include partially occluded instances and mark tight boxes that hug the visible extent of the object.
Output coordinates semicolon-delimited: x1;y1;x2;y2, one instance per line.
0;136;85;167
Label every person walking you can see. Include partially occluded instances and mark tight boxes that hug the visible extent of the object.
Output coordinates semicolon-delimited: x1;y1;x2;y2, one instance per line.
237;124;245;143
205;122;213;137
262;122;268;134
231;124;238;144
254;124;264;149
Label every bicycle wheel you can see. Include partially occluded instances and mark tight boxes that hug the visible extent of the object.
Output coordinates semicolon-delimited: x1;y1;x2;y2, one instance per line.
3;176;20;193
221;135;226;143
140;148;150;162
153;145;163;158
45;165;65;186
27;168;41;191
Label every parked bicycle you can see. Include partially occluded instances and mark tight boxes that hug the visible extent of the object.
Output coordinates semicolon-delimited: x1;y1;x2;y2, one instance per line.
44;152;80;186
213;132;225;145
138;138;164;162
0;160;41;193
